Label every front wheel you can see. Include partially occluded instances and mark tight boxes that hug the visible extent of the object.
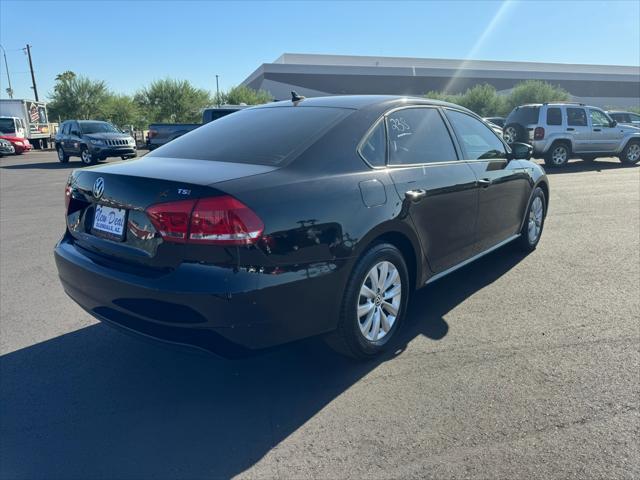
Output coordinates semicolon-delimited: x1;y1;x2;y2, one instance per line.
80;147;96;165
326;243;409;359
517;187;546;251
619;141;640;165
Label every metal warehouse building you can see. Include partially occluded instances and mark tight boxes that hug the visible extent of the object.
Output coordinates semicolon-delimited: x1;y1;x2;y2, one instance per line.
242;53;640;109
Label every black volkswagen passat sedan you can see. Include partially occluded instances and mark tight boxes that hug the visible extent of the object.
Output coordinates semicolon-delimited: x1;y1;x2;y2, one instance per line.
55;95;548;359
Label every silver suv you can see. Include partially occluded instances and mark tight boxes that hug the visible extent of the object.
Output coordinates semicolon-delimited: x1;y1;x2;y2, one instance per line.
503;103;640;167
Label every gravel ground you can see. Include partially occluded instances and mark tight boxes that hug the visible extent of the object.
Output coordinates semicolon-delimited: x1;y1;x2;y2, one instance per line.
1;151;638;479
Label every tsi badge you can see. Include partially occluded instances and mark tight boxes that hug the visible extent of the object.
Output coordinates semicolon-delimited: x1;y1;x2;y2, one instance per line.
93;177;105;199
177;188;191;196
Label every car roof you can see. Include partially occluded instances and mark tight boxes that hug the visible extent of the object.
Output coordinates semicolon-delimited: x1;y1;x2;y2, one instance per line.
252;94;474;113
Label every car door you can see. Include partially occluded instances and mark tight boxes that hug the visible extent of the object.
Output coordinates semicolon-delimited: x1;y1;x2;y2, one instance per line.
566;107;592;152
384;106;480;274
444;108;531;253
589;108;622;152
67;121;81;155
58;122;69;149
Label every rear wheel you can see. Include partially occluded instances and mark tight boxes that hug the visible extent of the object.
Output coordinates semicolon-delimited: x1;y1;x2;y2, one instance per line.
57;146;69;163
80;147;96;165
517;187;546;251
619;141;640;165
326;243;409;359
545;142;570;167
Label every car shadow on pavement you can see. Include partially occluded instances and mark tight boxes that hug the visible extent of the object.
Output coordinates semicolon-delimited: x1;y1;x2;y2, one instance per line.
0;246;526;479
540;159;638;175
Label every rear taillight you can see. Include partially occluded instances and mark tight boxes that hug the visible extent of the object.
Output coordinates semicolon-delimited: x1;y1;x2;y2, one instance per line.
146;196;264;246
534;127;545;140
146;199;194;243
65;185;72;210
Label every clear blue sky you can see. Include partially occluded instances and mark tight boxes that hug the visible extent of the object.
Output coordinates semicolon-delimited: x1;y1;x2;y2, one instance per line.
1;0;638;101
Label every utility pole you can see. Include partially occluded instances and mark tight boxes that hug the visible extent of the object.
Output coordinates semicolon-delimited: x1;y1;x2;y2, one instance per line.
215;75;220;107
0;44;13;98
25;44;39;101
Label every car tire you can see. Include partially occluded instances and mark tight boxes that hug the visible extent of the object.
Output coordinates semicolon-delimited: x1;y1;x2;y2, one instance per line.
517;187;546;252
14;149;23;155
544;142;570;167
80;147;96;165
503;123;525;145
326;243;410;360
619;140;640;165
57;146;69;163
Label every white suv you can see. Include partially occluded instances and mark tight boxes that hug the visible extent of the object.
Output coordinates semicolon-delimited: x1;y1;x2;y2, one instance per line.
503;103;640;167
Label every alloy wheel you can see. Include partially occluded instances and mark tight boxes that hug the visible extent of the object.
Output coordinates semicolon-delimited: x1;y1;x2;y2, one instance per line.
81;149;92;164
528;196;544;243
551;146;568;165
504;126;517;144
57;148;64;161
627;143;640;162
357;261;402;342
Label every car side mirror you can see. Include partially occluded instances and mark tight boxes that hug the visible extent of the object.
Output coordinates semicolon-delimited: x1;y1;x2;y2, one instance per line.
609;120;617;127
507;142;533;160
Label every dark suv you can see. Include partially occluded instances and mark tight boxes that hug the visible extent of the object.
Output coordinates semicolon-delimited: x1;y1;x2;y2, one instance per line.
55;120;137;165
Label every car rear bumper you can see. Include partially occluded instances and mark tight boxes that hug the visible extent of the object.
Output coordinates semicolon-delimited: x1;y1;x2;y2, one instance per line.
54;236;346;355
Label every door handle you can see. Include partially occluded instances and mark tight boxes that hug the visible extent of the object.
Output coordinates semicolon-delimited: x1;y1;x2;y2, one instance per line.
405;189;427;202
477;178;492;188
593;128;602;132
566;127;575;131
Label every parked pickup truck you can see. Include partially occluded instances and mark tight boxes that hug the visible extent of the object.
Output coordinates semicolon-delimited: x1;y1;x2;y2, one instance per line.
146;105;249;150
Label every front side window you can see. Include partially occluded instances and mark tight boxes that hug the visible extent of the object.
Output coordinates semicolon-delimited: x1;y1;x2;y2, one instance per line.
0;117;16;134
445;109;507;160
546;108;562;126
589;109;610;127
567;108;587;126
386;108;457;165
359;120;386;167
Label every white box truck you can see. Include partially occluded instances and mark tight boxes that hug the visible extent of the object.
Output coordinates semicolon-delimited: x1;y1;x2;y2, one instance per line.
0;99;52;148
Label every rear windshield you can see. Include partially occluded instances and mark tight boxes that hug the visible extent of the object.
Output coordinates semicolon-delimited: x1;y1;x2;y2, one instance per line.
150;106;352;166
79;121;120;134
0;118;16;134
507;106;540;125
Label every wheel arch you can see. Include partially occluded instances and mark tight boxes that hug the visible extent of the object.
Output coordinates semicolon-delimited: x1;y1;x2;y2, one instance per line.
546;137;572;154
619;135;640;153
354;225;423;291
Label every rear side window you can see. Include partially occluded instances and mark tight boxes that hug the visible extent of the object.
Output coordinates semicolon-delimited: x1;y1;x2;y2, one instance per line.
611;113;629;123
445;109;507;160
546;108;562;125
150;107;351;166
567;108;587;126
386;108;457;165
359;121;386;167
507;106;540;125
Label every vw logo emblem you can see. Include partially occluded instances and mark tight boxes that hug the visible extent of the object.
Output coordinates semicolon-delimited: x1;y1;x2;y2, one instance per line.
93;177;105;199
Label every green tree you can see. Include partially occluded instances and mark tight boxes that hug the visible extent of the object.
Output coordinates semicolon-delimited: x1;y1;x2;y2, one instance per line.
504;80;569;113
104;95;142;129
48;72;111;121
426;84;503;116
457;84;504;117
221;85;272;105
135;79;212;123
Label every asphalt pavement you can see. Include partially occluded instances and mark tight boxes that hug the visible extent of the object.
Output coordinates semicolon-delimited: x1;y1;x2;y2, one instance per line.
1;151;638;479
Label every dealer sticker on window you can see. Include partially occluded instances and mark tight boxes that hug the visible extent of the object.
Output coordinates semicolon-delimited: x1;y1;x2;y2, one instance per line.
93;204;126;239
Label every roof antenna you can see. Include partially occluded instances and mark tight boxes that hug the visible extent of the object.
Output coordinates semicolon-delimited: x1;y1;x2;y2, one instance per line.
291;91;305;102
